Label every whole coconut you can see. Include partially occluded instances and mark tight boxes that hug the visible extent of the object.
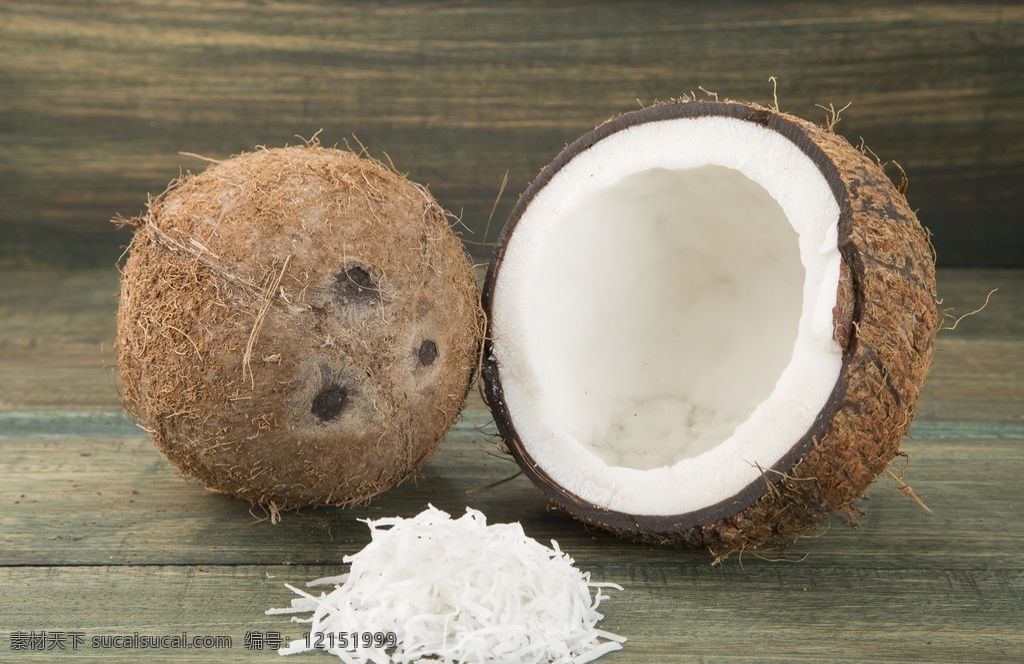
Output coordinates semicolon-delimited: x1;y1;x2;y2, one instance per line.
116;144;482;512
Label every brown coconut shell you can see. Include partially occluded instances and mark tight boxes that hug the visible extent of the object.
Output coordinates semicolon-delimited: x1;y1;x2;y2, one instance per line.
116;144;482;511
481;100;939;558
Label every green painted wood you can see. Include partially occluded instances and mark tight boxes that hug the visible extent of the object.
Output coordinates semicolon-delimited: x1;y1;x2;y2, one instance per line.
1;2;1022;268
1;267;1022;660
932;268;1024;340
0;269;121;410
2;419;1023;569
0;562;1020;662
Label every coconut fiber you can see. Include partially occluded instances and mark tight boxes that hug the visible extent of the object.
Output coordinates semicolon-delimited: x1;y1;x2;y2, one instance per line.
116;145;482;512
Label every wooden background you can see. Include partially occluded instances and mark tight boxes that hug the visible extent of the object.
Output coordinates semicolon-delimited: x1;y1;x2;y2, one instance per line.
1;3;1023;661
1;1;1023;268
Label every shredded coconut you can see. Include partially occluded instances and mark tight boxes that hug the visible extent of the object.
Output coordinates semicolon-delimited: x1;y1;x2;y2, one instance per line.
266;505;625;663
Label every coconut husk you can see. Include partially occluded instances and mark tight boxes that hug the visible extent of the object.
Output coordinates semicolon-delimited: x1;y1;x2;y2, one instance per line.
116;145;482;510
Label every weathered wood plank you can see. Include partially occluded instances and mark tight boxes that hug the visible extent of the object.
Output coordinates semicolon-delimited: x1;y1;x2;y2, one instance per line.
914;338;1024;426
0;266;1021;568
1;2;1022;267
0;269;121;410
2;418;1022;570
1;267;1022;661
1;562;1021;662
1;266;1018;409
932;268;1024;340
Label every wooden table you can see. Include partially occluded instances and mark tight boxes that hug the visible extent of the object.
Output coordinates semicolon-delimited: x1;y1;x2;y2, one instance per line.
1;267;1021;662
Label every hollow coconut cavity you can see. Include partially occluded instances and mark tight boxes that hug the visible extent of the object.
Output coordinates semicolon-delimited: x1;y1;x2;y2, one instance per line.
116;144;482;511
482;101;938;557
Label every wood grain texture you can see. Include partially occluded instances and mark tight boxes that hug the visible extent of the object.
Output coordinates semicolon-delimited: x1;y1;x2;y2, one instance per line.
1;1;1022;268
0;267;1022;661
0;563;1020;662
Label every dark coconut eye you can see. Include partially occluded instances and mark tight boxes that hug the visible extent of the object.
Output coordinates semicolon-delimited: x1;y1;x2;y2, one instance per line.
417;339;438;366
311;383;349;422
332;264;382;307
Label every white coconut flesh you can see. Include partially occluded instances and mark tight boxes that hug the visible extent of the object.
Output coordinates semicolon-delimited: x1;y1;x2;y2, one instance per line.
490;116;845;517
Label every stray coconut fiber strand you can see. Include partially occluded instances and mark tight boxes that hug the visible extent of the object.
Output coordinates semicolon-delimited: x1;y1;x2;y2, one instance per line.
267;506;625;663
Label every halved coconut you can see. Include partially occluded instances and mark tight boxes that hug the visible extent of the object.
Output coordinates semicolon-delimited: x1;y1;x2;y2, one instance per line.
482;101;938;557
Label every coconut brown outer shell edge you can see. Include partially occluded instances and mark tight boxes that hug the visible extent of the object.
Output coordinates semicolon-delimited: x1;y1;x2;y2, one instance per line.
482;101;939;558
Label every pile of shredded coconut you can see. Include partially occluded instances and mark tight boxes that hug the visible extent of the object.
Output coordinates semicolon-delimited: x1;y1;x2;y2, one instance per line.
266;505;625;663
